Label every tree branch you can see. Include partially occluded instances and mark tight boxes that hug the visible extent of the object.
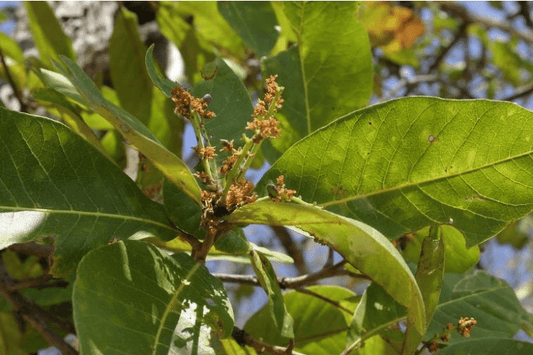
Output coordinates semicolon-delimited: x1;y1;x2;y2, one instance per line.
8;242;54;258
429;22;468;72
439;2;533;45
502;85;533;101
215;260;369;289
381;75;439;101
271;226;308;275
0;263;77;354
232;327;304;355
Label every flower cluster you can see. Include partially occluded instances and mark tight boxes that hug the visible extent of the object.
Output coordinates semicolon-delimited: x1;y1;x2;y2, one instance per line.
171;87;215;120
457;317;477;338
225;179;258;210
192;146;216;160
246;75;283;143
268;175;297;202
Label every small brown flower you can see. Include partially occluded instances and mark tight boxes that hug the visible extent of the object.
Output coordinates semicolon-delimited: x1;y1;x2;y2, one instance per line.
193;146;216;160
428;341;440;353
270;175;297;202
171;87;215;120
220;150;241;175
225;179;258;210
457;317;477;338
246;117;281;141
220;139;235;153
195;171;212;185
253;99;268;118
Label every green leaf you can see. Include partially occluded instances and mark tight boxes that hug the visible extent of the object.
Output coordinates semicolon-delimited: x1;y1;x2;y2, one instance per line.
57;57;202;205
163;177;203;237
73;240;234;354
24;2;76;68
249;249;294;338
229;201;426;334
245;286;358;354
261;1;372;161
191;58;254;154
146;44;180;98
258;97;533;247
218;2;279;57
438;338;533;355
402;225;445;355
212;337;258;355
0;32;24;63
172;2;246;58
403;225;480;273
428;270;533;343
346;283;405;352
496;214;533;249
109;6;152;125
0;108;176;276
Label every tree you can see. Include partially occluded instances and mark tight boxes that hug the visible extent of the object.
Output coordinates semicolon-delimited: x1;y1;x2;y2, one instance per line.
0;1;533;354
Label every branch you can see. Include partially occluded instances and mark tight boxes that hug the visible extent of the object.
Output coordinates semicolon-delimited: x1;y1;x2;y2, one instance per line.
215;260;369;289
0;48;28;112
381;75;439;101
8;242;54;258
271;226;308;275
439;2;533;45
0;263;77;354
232;327;304;355
502;85;533;101
428;22;468;72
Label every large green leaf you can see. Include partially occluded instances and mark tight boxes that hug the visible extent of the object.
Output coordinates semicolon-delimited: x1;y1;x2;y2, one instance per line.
218;2;279;57
109;6;152;125
259;97;533;247
261;1;372;161
245;286;358;354
0;32;24;63
73;240;234;354
56;57;202;205
24;2;76;68
229;201;426;334
438;339;533;355
146;44;180;98
191;57;254;154
0;108;177;277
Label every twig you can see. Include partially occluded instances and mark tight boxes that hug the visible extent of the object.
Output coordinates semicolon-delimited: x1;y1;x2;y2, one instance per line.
215;260;369;289
8;242;54;258
381;75;439;101
0;263;77;354
232;327;304;355
439;2;533;44
502;85;533;101
428;22;468;72
294;288;353;313
0;48;28;112
271;226;308;275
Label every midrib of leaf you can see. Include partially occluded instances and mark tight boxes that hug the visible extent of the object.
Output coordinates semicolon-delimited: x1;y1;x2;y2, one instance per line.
0;206;175;232
320;148;533;210
151;262;201;355
297;326;349;343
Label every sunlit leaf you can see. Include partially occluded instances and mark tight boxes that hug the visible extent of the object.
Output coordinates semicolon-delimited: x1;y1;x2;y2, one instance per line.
259;97;533;247
74;241;234;354
24;1;76;67
0;32;24;63
229;201;425;334
261;2;372;162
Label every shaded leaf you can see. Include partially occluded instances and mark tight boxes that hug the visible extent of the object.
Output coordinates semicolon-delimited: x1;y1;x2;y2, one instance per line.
245;286;358;354
73;240;234;354
0;108;176;276
261;2;372;161
109;6;152;124
218;1;279;57
438;338;533;355
57;57;202;205
258;97;533;247
496;214;532;249
403;225;480;273
249;249;294;338
229;201;425;334
191;57;254;155
24;2;76;67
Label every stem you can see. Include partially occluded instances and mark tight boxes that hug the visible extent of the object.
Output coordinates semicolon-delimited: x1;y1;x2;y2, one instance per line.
190;112;217;184
218;134;253;205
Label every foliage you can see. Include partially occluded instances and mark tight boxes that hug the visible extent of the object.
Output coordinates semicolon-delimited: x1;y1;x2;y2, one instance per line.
0;1;533;354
